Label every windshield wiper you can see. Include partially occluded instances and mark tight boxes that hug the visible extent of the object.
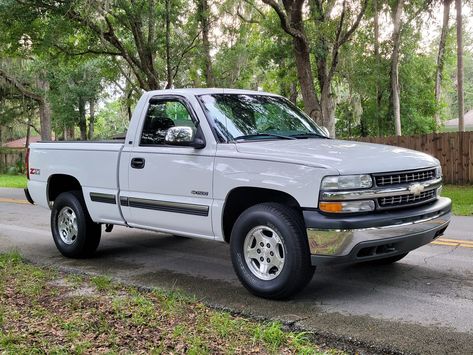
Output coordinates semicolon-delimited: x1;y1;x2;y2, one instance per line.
289;132;329;139
233;133;297;141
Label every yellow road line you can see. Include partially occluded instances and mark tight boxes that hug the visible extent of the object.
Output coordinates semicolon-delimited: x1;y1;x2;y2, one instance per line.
437;237;473;246
0;198;29;204
432;240;473;249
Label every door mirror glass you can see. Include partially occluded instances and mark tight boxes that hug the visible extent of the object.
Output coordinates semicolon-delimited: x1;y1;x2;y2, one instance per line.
320;126;330;138
164;126;195;145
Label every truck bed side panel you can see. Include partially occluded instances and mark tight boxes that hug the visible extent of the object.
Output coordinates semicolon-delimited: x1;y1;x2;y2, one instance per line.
28;142;125;225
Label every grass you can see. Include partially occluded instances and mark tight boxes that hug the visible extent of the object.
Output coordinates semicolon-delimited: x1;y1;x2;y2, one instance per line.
442;185;473;216
0;174;27;188
0;251;343;354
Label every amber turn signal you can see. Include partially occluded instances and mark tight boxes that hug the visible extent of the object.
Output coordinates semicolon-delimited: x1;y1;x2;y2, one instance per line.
319;202;344;213
319;200;375;213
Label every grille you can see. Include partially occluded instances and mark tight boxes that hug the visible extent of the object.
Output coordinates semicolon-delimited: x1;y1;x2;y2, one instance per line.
374;168;436;187
378;189;436;208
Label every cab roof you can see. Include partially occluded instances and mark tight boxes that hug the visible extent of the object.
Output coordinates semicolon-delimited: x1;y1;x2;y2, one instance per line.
146;88;280;97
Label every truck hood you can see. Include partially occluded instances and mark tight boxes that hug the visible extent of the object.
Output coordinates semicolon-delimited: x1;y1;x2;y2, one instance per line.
235;139;438;174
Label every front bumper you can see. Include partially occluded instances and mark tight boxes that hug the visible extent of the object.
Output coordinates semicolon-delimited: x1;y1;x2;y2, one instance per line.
305;197;451;265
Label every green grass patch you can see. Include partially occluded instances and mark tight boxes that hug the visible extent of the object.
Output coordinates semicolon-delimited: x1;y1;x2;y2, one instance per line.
0;252;344;354
442;185;473;216
0;174;27;188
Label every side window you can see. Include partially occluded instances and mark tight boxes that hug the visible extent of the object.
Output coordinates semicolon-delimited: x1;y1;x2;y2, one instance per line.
140;100;196;145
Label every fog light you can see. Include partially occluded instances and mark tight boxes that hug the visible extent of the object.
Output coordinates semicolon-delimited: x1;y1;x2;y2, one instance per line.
319;200;375;213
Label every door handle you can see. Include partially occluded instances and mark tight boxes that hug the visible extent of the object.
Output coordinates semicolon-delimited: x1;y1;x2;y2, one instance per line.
131;157;145;169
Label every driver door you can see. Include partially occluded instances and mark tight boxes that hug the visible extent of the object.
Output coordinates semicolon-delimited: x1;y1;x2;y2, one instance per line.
120;96;215;239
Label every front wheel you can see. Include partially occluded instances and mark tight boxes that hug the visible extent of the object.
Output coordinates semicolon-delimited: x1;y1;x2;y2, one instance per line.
230;203;315;299
51;191;101;258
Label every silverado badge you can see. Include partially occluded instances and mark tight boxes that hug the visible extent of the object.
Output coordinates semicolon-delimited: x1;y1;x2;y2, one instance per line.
409;183;424;196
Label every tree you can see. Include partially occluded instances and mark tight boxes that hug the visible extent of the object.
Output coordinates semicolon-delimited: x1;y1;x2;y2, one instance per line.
373;0;382;135
455;0;464;131
12;0;201;91
0;65;52;141
198;0;215;87
390;0;404;136
262;0;322;125
49;58;104;140
262;0;368;136
434;0;452;129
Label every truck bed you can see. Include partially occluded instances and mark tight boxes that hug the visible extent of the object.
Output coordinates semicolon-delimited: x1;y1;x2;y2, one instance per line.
28;141;125;225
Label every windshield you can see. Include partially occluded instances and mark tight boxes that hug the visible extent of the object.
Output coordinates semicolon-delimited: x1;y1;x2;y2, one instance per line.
198;94;327;142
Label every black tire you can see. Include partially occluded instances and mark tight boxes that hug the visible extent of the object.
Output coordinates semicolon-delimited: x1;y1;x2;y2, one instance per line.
51;191;101;258
230;203;315;299
365;252;409;265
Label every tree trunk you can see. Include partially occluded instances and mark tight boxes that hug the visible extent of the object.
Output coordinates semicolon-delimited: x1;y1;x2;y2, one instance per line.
78;97;87;140
289;82;298;104
293;36;322;124
434;0;452;130
36;79;52;141
320;83;336;136
67;126;75;140
314;41;336;136
374;0;382;135
198;0;215;87
165;0;172;89
390;0;404;136
262;0;322;125
88;100;95;140
25;116;31;147
456;0;464;132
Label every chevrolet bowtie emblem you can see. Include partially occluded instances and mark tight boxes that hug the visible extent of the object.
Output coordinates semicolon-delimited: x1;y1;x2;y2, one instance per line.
409;183;424;196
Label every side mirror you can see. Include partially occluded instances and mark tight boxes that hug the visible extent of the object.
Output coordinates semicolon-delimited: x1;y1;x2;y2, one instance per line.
164;126;205;149
320;126;330;138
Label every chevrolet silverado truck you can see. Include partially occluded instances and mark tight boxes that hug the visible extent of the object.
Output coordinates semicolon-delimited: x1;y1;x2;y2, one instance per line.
25;88;452;299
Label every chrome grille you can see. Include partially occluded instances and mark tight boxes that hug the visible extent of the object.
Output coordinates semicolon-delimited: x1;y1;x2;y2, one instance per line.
378;189;436;208
374;168;436;187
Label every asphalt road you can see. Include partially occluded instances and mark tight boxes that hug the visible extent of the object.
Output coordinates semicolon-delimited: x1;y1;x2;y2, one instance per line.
1;187;472;354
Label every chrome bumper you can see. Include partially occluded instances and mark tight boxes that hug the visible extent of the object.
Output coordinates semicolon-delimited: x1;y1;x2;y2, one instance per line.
305;197;451;264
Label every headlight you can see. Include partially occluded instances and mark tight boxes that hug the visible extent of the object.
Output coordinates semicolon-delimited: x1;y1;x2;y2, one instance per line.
435;165;442;179
319;200;375;213
321;174;372;190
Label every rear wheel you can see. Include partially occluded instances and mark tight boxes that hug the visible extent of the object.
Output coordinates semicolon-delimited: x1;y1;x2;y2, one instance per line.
230;203;315;299
51;191;101;258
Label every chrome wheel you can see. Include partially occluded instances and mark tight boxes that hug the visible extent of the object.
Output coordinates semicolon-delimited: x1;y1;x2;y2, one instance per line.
57;207;78;245
243;226;285;281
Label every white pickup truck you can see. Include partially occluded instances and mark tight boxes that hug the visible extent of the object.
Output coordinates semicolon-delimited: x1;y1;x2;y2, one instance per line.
26;88;452;299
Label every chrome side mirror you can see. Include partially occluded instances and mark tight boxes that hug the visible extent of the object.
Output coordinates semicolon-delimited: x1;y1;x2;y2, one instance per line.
320;126;330;138
165;126;194;145
164;126;206;149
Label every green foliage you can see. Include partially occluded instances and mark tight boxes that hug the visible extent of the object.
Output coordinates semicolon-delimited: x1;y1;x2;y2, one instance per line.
0;0;472;140
0;175;27;188
0;252;343;354
442;185;473;216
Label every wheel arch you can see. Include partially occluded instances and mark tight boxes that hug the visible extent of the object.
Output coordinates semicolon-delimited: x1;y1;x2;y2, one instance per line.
222;186;302;243
47;174;83;207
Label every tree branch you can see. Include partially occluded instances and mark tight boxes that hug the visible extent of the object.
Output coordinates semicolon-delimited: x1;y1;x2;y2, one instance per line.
0;69;43;102
338;0;369;45
262;0;307;44
53;44;121;56
171;30;202;80
328;0;368;82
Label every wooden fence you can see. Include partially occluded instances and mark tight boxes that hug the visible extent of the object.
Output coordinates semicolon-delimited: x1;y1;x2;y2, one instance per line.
0;147;26;173
356;132;473;184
